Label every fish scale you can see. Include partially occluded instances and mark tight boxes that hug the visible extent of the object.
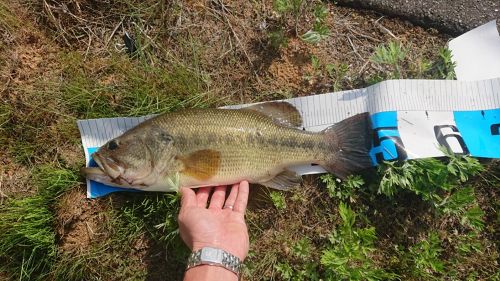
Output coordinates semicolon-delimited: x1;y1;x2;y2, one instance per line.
150;108;324;186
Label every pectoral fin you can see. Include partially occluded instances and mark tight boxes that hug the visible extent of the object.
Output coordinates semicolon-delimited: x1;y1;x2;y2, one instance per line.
178;149;221;181
242;101;303;128
258;169;301;191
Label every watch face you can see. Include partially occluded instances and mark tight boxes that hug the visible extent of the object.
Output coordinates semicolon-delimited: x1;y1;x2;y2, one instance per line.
200;247;223;264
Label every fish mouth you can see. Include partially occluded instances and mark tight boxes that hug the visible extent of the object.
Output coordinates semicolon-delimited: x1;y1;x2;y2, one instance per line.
80;166;112;183
80;166;135;187
81;152;158;189
92;152;124;180
80;152;132;187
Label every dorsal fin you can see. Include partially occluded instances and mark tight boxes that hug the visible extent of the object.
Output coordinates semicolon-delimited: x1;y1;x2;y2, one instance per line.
242;101;303;127
177;149;221;181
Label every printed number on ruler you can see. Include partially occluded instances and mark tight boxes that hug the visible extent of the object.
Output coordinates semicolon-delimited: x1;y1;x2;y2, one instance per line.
492;123;500;135
370;111;408;165
396;111;468;159
433;125;469;155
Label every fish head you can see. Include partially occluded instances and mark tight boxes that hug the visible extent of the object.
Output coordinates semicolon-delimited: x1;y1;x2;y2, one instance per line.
81;126;178;189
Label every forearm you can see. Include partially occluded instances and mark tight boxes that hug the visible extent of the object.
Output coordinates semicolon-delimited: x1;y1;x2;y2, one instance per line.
184;265;238;281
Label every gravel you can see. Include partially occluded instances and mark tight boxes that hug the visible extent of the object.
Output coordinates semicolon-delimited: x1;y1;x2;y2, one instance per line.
335;0;499;36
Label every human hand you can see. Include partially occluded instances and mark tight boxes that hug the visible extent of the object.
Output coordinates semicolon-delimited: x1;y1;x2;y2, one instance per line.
178;181;250;261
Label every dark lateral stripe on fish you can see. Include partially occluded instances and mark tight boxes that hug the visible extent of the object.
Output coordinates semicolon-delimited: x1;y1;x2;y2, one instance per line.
174;132;325;151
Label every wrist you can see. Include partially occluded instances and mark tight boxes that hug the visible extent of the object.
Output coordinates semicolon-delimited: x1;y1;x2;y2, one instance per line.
192;242;247;261
185;264;238;281
186;246;243;280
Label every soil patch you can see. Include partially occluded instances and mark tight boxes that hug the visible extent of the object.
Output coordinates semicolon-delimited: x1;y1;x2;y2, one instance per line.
0;160;32;199
55;187;109;253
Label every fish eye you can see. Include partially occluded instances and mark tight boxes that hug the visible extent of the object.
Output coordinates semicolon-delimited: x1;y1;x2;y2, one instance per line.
161;133;173;143
108;140;119;150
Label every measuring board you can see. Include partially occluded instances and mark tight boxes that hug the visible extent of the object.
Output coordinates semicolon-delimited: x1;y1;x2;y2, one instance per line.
78;78;500;198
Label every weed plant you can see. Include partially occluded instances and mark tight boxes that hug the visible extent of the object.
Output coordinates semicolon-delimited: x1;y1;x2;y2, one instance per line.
321;174;364;202
269;0;330;48
320;203;398;280
300;4;330;44
267;154;492;280
305;55;349;91
270;190;287;210
274;203;398;280
369;42;457;83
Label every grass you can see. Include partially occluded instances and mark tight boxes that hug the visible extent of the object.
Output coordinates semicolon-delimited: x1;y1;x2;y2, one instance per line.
0;195;57;280
0;1;498;280
58;52;212;118
0;165;79;280
47;192;186;281
0;53;206;278
0;3;211;278
0;1;19;35
0;166;184;281
2;44;213;165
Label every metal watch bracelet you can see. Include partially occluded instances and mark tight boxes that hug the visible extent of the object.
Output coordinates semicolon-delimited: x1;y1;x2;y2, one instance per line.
186;247;242;276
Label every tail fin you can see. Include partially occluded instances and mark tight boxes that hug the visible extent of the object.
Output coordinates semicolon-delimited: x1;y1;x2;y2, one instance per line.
322;113;372;179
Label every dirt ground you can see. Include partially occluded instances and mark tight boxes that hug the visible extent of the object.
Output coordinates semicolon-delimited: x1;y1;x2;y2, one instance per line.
1;0;498;280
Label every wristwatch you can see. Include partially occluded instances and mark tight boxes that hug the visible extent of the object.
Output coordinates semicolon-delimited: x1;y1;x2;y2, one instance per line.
186;247;242;275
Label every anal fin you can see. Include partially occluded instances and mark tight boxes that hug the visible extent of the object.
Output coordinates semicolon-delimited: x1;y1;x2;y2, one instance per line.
258;169;301;191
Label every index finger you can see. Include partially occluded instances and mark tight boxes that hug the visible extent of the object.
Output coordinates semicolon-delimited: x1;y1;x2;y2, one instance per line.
233;181;249;214
179;187;196;208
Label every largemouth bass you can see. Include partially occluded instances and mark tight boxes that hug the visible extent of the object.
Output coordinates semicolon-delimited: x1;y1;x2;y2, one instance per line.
81;102;372;192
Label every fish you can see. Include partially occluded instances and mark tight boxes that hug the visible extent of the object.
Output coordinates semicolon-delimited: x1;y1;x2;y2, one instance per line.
81;101;373;192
